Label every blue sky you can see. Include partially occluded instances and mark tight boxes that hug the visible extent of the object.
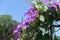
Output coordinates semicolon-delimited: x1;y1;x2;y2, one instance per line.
0;0;30;22
0;0;60;36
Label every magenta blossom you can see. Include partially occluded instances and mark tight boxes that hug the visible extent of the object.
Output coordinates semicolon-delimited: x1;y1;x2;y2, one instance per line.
21;20;29;29
50;2;60;8
26;12;38;22
28;7;35;13
42;0;48;3
42;0;53;3
15;31;21;40
24;21;29;25
53;2;60;7
13;23;23;34
24;7;35;17
32;11;38;17
13;29;18;33
31;16;35;21
24;13;31;17
17;23;22;29
13;7;38;39
28;16;35;22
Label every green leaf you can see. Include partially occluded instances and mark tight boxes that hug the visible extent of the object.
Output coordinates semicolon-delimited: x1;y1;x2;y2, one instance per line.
43;34;51;40
39;15;45;22
35;31;43;40
39;27;45;33
43;6;48;12
37;2;42;5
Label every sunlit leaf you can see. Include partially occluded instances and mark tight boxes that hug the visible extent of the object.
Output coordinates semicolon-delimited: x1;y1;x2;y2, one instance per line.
39;15;45;22
39;27;45;33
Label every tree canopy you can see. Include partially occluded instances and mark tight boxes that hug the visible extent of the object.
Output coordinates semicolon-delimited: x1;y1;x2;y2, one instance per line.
0;15;19;40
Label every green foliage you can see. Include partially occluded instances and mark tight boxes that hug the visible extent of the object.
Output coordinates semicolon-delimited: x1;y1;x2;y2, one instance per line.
19;1;60;40
0;15;19;40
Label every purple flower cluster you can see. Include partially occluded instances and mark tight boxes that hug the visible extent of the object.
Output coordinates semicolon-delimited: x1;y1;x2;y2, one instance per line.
42;0;48;3
15;32;21;40
50;2;60;10
13;7;38;40
42;0;52;3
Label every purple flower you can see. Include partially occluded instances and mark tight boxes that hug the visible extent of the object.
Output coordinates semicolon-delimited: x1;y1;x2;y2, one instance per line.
27;16;34;22
17;23;22;29
42;0;53;3
31;16;35;21
24;13;31;17
15;31;21;40
24;7;35;17
50;5;55;8
25;11;38;22
13;29;18;33
28;7;35;13
24;21;29;25
23;21;29;26
32;11;38;17
25;18;30;22
13;23;23;34
13;7;39;39
53;2;60;7
50;2;60;8
42;0;48;3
